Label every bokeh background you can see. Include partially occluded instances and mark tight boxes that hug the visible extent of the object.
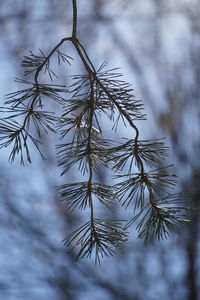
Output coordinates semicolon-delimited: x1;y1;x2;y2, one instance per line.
0;0;200;299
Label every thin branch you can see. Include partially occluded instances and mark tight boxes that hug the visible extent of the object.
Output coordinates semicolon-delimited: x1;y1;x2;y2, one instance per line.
72;0;78;38
11;38;72;139
72;39;96;74
95;77;144;174
86;77;98;240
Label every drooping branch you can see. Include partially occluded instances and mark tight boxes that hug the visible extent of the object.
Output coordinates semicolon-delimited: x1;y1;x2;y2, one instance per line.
0;0;191;262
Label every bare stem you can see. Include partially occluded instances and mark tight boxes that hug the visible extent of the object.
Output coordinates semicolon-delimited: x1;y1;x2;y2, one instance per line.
72;0;78;38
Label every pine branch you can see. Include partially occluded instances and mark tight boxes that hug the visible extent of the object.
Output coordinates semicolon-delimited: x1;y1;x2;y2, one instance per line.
124;194;191;245
63;219;128;264
0;0;192;262
57;181;116;211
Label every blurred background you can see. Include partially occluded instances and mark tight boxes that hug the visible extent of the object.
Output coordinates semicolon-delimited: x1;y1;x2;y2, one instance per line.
0;0;200;299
